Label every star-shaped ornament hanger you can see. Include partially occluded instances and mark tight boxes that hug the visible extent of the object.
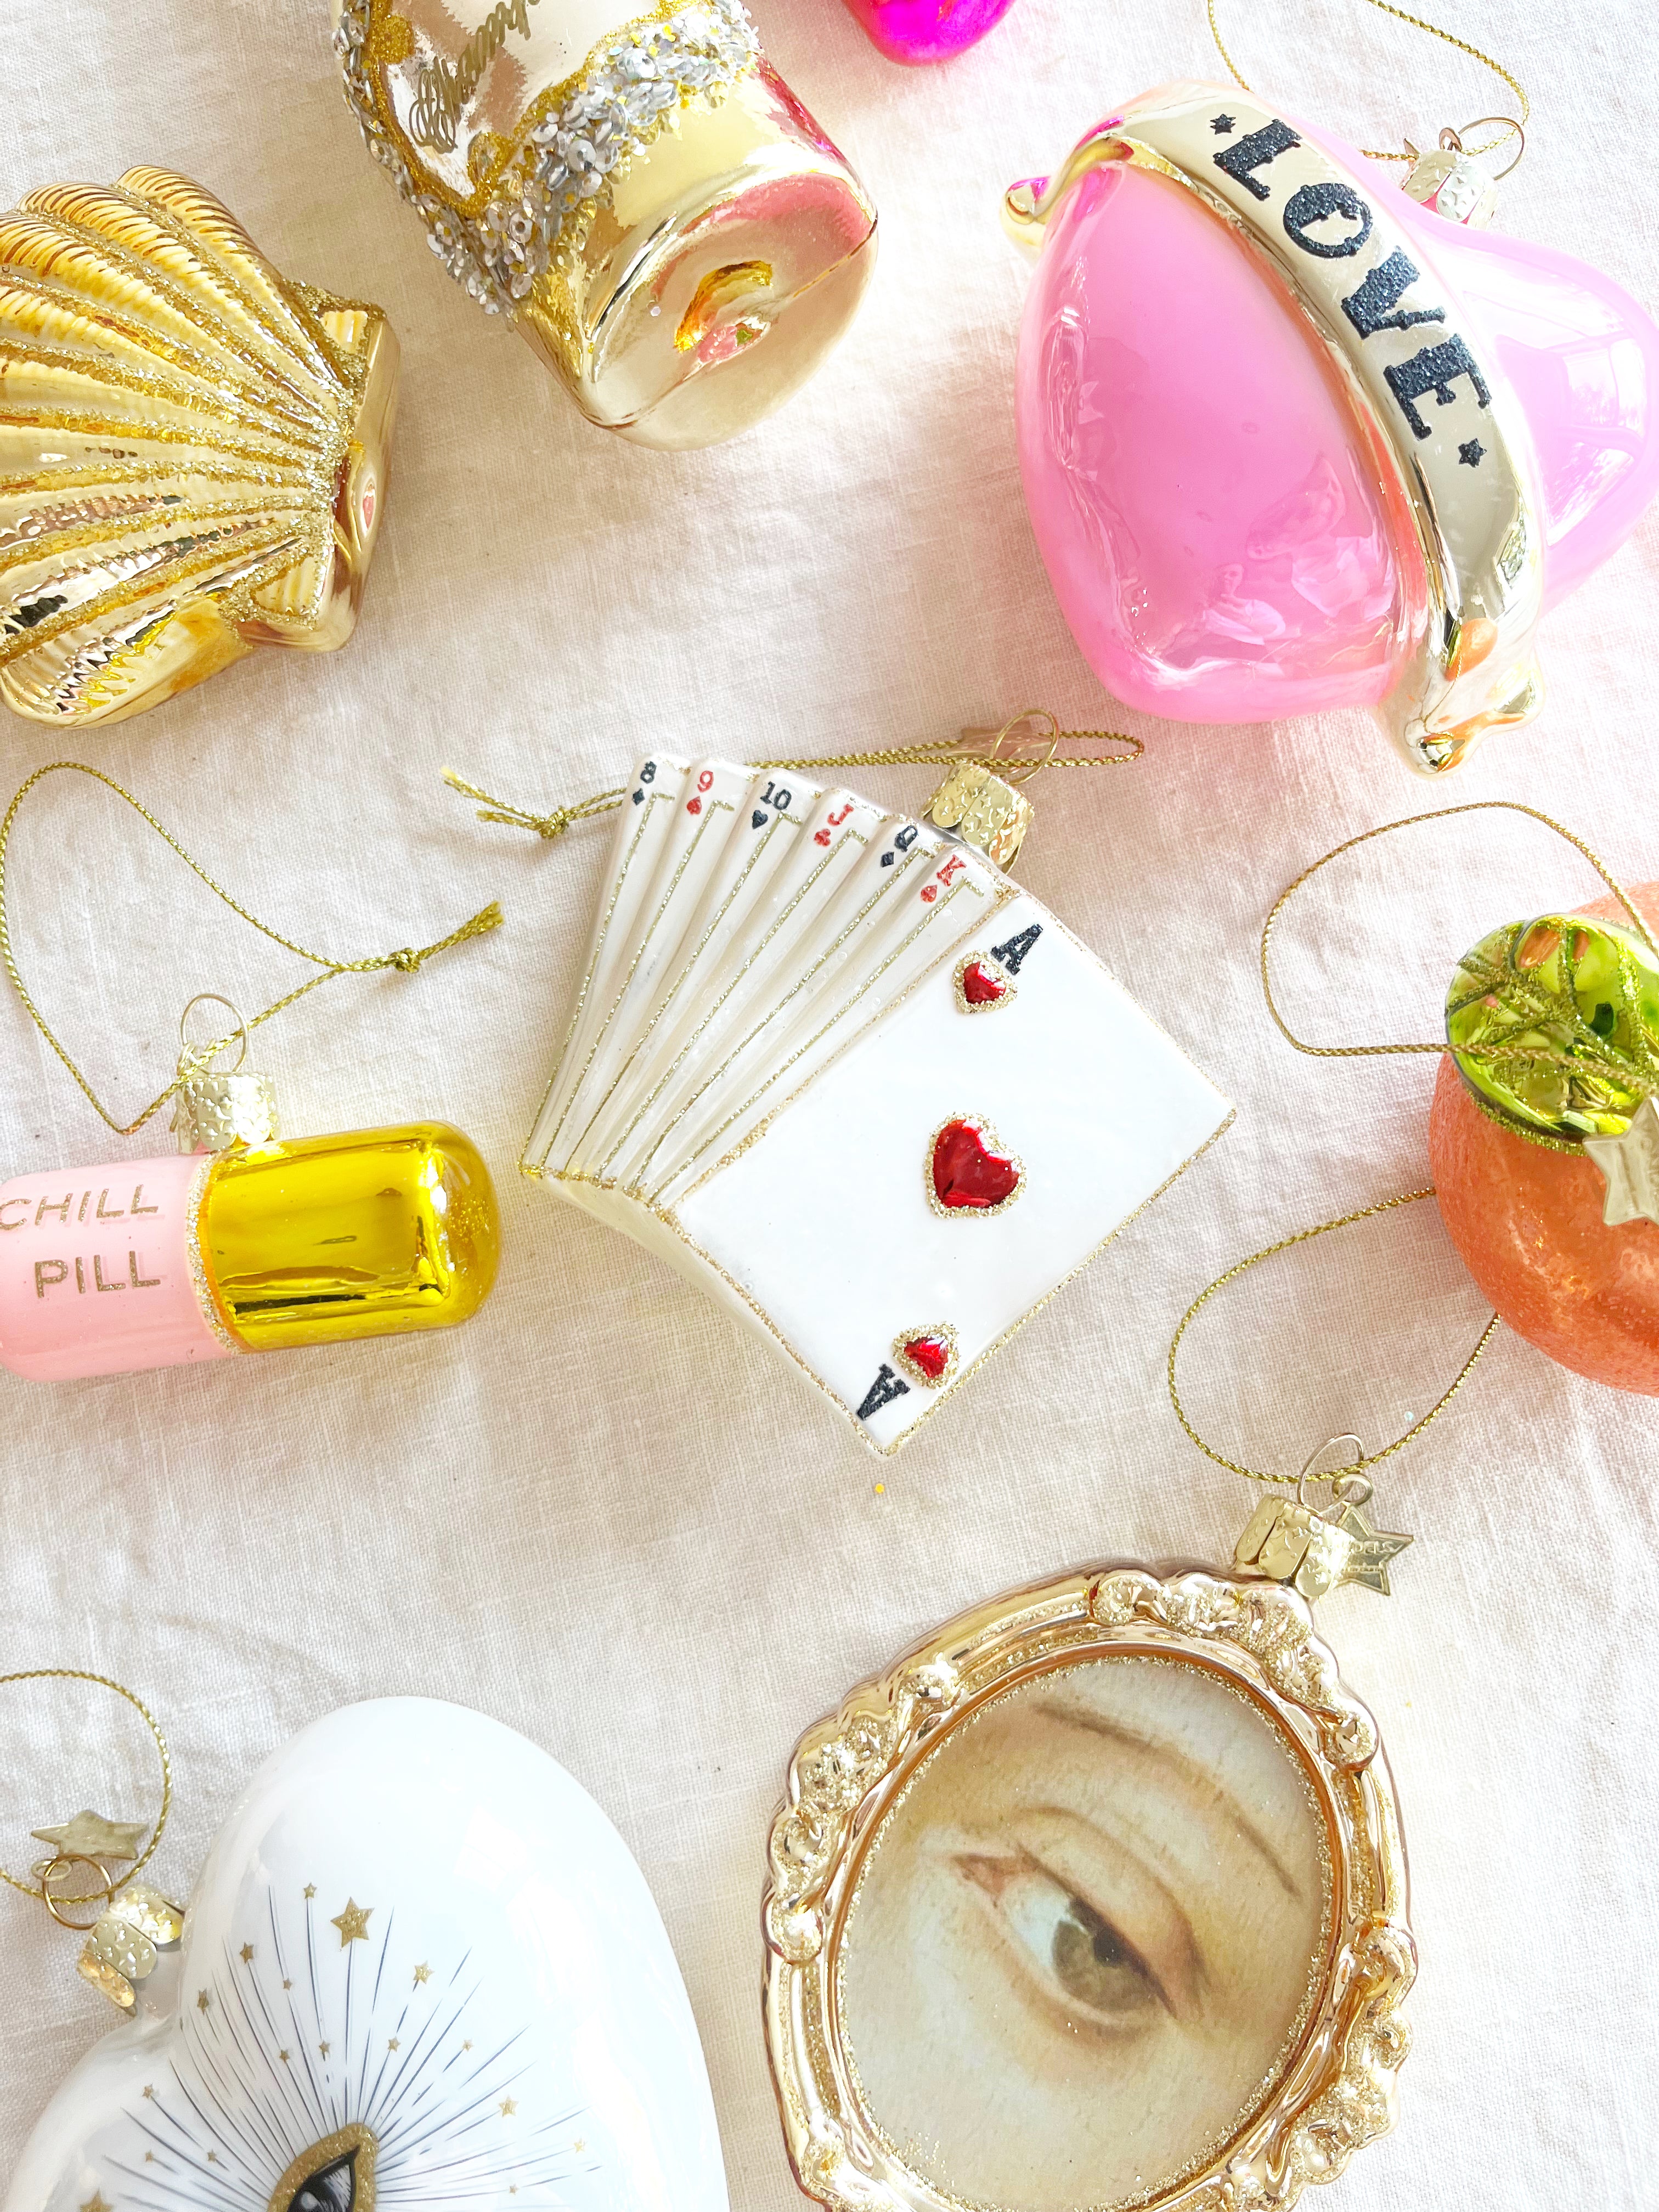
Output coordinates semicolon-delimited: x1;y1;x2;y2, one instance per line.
1234;1441;1414;1604
31;1810;148;1865
1583;1094;1659;1227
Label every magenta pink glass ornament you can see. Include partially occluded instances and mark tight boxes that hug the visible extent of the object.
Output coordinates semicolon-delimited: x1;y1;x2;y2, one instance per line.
843;0;1017;65
1006;84;1659;772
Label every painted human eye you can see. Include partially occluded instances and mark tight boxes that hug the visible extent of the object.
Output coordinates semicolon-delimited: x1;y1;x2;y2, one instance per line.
961;1854;1165;2028
290;2153;358;2212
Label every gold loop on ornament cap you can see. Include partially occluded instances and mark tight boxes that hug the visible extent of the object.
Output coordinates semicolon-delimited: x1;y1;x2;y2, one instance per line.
172;991;279;1155
40;1856;118;1933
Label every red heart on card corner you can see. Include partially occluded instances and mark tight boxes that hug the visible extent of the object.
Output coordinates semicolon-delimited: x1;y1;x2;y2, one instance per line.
900;1333;952;1382
960;959;1008;1006
930;1117;1022;1212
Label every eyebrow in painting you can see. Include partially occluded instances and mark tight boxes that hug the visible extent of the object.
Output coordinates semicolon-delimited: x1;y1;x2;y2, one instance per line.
1034;1700;1307;1899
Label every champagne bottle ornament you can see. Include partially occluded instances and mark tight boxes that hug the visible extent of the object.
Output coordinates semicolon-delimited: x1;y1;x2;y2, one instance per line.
1002;8;1659;775
0;764;503;1383
3;1679;730;2212
1263;803;1659;1393
449;712;1232;1452
0;170;397;730
762;1412;1427;2211
842;0;1019;66
333;0;877;449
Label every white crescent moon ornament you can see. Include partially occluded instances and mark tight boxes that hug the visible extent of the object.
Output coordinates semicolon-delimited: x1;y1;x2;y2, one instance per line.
4;1700;729;2212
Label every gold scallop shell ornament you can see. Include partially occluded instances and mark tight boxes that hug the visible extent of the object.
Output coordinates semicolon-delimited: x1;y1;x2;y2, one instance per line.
0;168;398;729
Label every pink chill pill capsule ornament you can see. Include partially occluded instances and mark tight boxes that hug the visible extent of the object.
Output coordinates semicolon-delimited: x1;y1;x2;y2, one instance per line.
1003;84;1659;775
0;995;501;1383
842;0;1018;65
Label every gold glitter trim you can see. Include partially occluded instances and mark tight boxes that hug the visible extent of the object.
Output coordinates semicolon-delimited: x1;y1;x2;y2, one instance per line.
523;774;679;1174
184;1154;245;1354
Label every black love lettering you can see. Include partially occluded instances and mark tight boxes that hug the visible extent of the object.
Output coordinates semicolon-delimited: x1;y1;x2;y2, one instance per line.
1213;122;1490;452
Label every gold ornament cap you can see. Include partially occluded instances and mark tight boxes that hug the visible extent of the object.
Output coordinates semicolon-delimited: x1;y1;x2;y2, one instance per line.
1233;1446;1414;1601
1400;139;1500;230
926;760;1034;872
78;1886;186;2013
171;995;279;1155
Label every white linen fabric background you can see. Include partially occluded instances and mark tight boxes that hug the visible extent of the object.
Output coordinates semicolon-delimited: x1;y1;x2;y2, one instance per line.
0;0;1655;2205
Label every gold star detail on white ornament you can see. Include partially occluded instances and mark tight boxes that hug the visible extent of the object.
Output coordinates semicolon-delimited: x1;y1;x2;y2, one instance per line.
413;1962;431;1986
32;1811;146;1862
196;1990;210;2013
331;1898;373;1946
1583;1096;1659;1227
82;2193;112;2212
239;1944;254;1964
499;2098;517;2118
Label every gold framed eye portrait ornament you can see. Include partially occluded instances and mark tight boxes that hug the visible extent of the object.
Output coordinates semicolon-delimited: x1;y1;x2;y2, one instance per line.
763;1553;1413;2212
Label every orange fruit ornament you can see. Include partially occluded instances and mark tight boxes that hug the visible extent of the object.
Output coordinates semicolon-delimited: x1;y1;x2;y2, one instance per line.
1430;881;1659;1393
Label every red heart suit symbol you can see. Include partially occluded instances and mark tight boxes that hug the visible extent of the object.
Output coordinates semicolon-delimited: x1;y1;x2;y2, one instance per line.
961;960;1008;1006
930;1117;1023;1213
901;1334;950;1381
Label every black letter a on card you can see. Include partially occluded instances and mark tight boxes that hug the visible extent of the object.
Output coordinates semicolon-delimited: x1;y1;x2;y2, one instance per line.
856;1363;910;1424
990;923;1043;975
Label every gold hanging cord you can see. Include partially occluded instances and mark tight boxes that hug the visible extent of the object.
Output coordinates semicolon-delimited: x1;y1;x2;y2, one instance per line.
1169;1188;1500;1484
1261;800;1658;1150
0;1669;172;1918
1205;0;1528;169
444;709;1142;842
0;761;503;1137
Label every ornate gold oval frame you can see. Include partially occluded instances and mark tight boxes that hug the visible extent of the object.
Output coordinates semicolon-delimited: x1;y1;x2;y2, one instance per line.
763;1561;1414;2212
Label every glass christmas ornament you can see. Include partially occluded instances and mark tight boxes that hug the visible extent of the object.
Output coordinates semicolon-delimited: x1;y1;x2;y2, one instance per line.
0;1017;499;1381
516;747;1229;1451
842;0;1017;66
0;169;397;729
334;0;877;450
764;1483;1414;2212
1432;880;1659;1394
4;1698;730;2212
1004;83;1659;774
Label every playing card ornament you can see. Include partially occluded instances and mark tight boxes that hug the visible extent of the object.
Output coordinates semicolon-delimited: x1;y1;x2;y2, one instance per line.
841;0;1018;66
334;0;877;449
1003;83;1659;774
474;729;1227;1451
5;1697;730;2212
763;1447;1415;2212
1432;879;1659;1393
0;168;397;729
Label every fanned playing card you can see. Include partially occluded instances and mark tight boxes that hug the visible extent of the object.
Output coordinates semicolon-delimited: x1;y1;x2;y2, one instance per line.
528;753;1232;1450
